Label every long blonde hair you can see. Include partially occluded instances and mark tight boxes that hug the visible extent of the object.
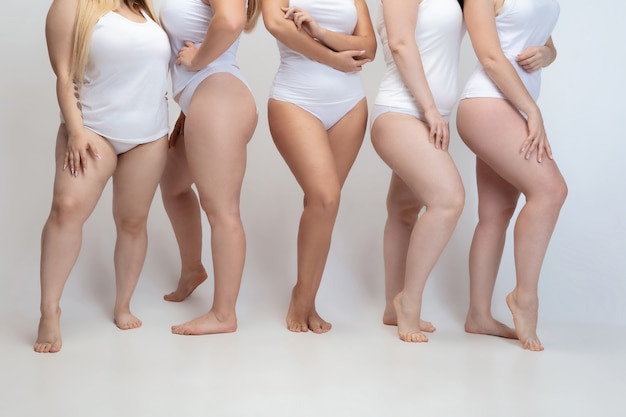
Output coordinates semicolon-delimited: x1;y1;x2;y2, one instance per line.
244;0;261;32
71;0;158;82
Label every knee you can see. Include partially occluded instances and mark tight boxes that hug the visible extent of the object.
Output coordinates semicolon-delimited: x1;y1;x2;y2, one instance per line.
48;195;86;226
386;197;420;228
431;188;465;224
478;203;517;230
200;198;242;230
530;176;568;212
305;188;341;219
114;215;147;236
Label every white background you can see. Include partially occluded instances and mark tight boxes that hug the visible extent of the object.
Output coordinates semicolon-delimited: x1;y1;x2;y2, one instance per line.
1;1;625;416
2;0;623;328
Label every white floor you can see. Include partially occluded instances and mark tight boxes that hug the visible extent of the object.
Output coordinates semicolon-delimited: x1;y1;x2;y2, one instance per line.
3;261;625;417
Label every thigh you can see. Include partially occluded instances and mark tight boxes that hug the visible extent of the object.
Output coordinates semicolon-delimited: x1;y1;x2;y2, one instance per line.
475;156;521;218
327;99;367;187
268;99;340;195
457;98;565;197
50;124;117;217
113;136;168;218
371;113;464;205
184;73;258;209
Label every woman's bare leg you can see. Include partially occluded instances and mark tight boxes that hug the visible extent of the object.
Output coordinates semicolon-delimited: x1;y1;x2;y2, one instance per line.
160;124;208;302
171;73;256;335
35;125;117;353
111;136;167;329
457;98;567;351
464;157;519;339
269;99;367;333
372;113;464;342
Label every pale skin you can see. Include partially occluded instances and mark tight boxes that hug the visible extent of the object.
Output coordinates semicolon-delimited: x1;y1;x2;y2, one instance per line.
35;0;168;353
159;0;257;335
371;0;464;342
459;0;567;351
262;0;376;333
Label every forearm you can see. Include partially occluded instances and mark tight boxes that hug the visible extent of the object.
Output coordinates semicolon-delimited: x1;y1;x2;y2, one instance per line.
482;54;540;116
392;44;438;113
263;12;337;67
56;75;84;135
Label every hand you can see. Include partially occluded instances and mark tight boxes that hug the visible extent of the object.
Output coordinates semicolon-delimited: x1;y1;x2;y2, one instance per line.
330;50;371;73
520;109;553;162
176;41;199;71
64;128;102;177
424;108;449;150
282;7;324;39
516;45;554;73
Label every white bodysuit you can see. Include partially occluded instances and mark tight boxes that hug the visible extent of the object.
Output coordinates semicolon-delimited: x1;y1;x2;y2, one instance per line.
78;11;170;154
460;0;560;102
373;0;464;124
269;0;366;130
160;0;251;115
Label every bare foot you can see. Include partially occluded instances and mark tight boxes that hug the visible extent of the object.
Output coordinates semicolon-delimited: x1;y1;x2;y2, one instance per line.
383;306;436;332
171;309;237;335
34;308;62;353
393;292;428;343
114;309;142;330
164;266;208;302
506;291;543;351
464;311;517;339
285;289;331;333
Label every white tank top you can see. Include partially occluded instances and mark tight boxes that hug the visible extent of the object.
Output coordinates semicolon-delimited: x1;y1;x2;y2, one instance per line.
461;0;560;101
375;0;464;117
160;0;242;97
79;11;170;142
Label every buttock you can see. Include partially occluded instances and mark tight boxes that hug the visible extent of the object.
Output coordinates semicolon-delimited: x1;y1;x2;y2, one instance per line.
176;64;252;115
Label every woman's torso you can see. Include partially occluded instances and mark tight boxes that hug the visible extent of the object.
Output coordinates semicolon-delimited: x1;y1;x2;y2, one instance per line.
270;0;364;99
375;0;465;117
80;10;170;142
160;0;242;96
461;0;560;101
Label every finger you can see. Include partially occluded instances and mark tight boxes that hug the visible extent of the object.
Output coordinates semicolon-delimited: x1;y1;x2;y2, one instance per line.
69;152;77;176
525;138;536;160
537;141;544;163
63;151;69;171
545;140;554;160
80;149;89;173
88;143;102;161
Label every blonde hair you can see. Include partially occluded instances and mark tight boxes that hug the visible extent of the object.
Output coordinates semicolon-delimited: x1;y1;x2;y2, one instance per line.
71;0;158;82
244;0;261;32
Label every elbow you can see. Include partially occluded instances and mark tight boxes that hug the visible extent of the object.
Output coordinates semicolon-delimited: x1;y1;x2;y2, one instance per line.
217;13;247;35
478;54;500;74
364;38;377;61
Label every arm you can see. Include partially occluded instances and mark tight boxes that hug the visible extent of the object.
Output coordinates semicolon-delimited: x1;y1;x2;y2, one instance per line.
464;0;553;161
46;0;100;176
283;0;377;60
516;36;557;73
262;0;370;72
176;0;247;71
382;0;449;149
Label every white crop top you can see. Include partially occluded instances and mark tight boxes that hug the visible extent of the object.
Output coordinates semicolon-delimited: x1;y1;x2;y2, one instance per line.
160;0;242;98
461;0;560;101
375;0;465;117
79;11;170;142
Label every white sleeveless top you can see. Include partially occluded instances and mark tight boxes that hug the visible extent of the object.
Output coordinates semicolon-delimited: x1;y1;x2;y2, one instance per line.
79;11;170;142
160;0;242;98
375;0;464;117
269;0;365;102
461;0;560;101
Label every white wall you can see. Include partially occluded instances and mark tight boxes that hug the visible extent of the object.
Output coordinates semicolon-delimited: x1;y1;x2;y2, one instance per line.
1;0;624;328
